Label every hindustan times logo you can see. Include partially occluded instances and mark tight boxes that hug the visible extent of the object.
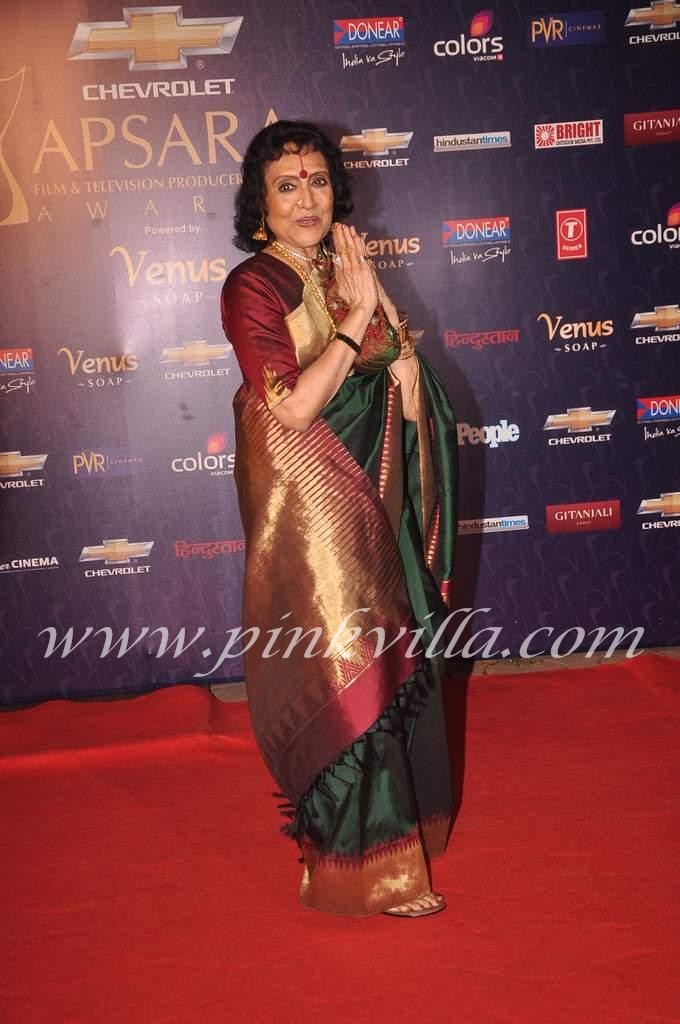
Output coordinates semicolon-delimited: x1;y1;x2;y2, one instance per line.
458;515;529;535
434;132;511;152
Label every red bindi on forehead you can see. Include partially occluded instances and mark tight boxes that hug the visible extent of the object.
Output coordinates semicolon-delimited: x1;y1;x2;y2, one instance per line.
298;154;308;179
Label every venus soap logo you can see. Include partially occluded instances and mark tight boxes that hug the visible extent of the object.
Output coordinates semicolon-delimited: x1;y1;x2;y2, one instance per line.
58;346;139;387
434;10;504;61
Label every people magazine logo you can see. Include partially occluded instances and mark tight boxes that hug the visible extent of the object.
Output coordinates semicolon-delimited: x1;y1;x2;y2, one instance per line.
528;11;606;46
636;394;680;440
631;203;680;249
0;451;48;490
457;420;520;448
546;500;621;535
434;131;511;153
442;215;511;266
630;303;680;345
625;1;680;44
175;538;245;559
537;311;613;353
68;6;243;101
339;128;412;169
171;432;234;476
333;16;406;69
534;120;603;149
434;10;504;61
543;407;615;447
458;515;529;535
70;449;144;479
161;339;232;380
624;109;680;145
0;347;36;396
637;492;680;529
78;538;154;578
556;209;588;260
444;328;519;351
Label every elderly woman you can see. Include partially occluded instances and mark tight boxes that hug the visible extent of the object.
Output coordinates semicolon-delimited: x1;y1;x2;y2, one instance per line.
220;121;457;918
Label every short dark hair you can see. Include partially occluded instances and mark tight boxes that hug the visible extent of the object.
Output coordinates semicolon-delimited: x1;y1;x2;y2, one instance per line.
233;120;353;252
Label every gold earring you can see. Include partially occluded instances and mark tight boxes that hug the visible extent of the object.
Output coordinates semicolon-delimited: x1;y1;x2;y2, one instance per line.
253;214;267;242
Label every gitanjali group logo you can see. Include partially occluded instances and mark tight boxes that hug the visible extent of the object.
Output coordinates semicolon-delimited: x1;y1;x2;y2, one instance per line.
434;10;504;61
67;7;244;71
546;499;621;535
631;203;680;249
624;108;680;146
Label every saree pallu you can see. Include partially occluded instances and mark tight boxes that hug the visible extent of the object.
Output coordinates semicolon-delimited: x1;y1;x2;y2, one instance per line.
232;343;457;916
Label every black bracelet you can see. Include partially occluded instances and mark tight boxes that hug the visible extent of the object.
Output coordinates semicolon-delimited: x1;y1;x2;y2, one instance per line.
335;330;361;354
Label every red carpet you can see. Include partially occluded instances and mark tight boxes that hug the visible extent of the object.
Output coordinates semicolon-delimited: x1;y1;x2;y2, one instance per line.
2;653;679;1024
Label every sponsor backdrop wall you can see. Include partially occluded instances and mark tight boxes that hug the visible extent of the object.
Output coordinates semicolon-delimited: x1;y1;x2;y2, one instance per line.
1;1;678;704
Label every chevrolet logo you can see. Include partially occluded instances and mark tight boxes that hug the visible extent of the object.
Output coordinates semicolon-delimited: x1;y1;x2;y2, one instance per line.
625;1;680;28
630;304;680;332
79;538;154;564
161;339;232;365
637;492;680;517
0;451;48;478
67;7;243;71
544;407;616;433
339;128;413;156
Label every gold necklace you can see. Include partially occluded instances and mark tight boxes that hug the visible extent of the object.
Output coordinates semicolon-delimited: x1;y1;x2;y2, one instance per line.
269;241;336;333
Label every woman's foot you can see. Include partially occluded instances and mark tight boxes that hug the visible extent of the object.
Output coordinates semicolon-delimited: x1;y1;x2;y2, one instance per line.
383;892;446;918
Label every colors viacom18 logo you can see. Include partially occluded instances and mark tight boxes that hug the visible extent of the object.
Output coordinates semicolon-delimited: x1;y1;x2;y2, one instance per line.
434;10;504;60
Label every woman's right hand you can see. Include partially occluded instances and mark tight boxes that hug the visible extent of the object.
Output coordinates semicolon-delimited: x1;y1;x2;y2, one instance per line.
332;222;378;314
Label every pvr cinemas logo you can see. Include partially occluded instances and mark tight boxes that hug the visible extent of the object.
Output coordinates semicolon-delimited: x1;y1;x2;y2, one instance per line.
79;538;153;577
71;448;143;478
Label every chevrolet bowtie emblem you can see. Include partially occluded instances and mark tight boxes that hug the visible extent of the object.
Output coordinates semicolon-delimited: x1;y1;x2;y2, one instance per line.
544;407;616;433
625;1;680;28
340;128;413;156
0;451;48;478
79;539;154;564
630;304;680;332
161;340;232;365
67;7;243;71
637;492;680;517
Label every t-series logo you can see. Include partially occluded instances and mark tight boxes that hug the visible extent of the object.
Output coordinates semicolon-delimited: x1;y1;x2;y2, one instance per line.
334;17;405;48
434;10;504;61
529;10;606;46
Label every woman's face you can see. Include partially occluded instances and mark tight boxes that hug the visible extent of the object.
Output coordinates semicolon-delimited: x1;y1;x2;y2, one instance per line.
262;146;334;253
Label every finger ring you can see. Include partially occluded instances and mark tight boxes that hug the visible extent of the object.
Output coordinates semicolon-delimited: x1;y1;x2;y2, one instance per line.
332;254;342;266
